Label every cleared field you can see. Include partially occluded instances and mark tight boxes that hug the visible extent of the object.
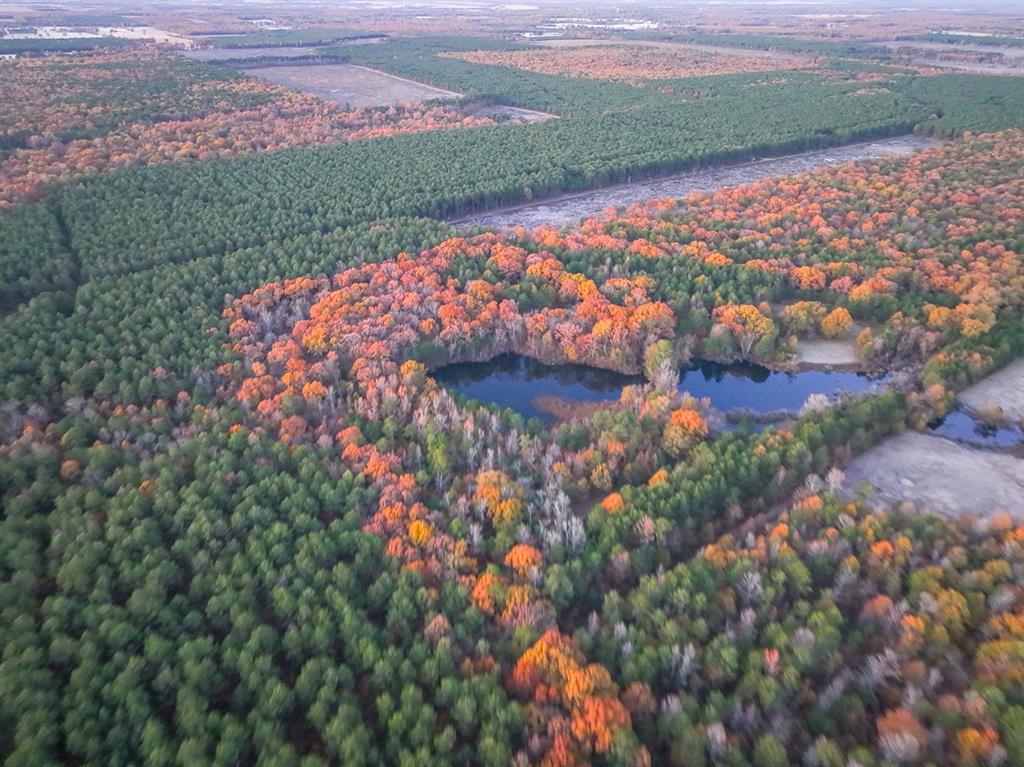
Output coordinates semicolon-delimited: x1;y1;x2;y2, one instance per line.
466;103;555;122
182;38;387;62
882;40;1024;57
959;358;1024;422
243;63;462;107
456;134;938;229
843;432;1024;519
795;338;862;367
183;46;326;61
874;40;1024;75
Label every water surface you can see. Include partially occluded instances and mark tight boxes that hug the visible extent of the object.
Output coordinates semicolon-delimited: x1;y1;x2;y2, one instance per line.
928;408;1024;449
434;354;887;423
677;359;887;415
434;354;640;421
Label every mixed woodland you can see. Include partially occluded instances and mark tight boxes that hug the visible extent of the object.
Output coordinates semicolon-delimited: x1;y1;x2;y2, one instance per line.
1;31;1024;767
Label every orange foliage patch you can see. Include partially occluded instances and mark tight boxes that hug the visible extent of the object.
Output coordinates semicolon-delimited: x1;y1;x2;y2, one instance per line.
510;629;642;764
0;49;503;208
444;44;808;85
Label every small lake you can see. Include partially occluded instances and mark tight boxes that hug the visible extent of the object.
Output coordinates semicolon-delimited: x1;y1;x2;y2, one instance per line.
678;359;887;415
434;354;641;421
928;408;1024;449
433;354;887;423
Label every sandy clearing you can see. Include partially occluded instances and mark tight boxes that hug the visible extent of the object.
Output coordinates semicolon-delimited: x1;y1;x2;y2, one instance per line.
795;338;861;367
182;46;326;61
871;41;1024;75
959;358;1024;423
182;37;387;61
896;57;1023;75
878;40;1024;57
243;63;462;107
468;104;556;122
842;431;1024;519
1;25;194;46
455;134;939;229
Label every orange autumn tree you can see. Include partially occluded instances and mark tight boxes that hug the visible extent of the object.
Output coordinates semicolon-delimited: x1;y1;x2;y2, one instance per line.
876;708;928;764
712;303;776;357
504;543;543;576
510;629;648;766
820;306;854;339
662;408;709;457
474;469;525;529
601;492;626;514
780;301;827;334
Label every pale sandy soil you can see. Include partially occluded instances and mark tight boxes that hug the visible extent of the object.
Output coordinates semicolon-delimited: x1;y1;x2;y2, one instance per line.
869;41;1024;75
842;431;1024;519
455;135;939;229
795;338;861;367
183;46;324;61
3;25;194;46
959;358;1024;423
467;104;556;122
244;64;462;107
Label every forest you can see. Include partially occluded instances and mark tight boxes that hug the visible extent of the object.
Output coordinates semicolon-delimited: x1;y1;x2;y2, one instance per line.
208;28;381;49
1;17;1024;767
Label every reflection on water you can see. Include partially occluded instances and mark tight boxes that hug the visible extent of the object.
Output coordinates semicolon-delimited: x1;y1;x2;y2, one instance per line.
433;354;887;423
928;408;1024;449
434;354;642;422
677;359;887;414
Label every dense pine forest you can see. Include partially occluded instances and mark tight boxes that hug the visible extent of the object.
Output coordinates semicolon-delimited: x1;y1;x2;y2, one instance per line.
2;10;1024;767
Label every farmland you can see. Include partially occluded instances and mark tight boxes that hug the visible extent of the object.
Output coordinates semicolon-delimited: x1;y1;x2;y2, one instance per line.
2;6;1024;767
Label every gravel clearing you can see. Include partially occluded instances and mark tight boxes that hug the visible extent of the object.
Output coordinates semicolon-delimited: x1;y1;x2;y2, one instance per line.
455;135;940;230
958;358;1024;423
243;64;462;107
842;431;1024;519
795;338;861;367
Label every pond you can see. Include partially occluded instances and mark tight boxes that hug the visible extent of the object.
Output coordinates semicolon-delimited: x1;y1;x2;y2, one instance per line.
433;354;887;423
928;408;1024;449
677;359;887;416
433;354;641;422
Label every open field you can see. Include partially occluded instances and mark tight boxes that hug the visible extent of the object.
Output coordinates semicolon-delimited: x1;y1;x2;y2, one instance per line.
182;46;331;61
0;24;193;46
889;55;1022;75
465;103;555;122
959;358;1024;422
795;338;862;367
456;134;939;229
883;40;1024;58
244;63;462;106
182;37;386;61
843;431;1024;518
873;40;1024;75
